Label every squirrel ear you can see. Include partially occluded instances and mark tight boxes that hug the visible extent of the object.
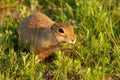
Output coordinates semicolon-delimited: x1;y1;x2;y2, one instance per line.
50;23;56;30
50;25;54;30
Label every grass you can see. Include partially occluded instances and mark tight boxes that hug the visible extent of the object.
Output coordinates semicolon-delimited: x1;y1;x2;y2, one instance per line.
0;0;120;80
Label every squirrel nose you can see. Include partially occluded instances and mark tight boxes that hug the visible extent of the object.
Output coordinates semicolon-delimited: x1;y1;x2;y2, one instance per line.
71;36;76;44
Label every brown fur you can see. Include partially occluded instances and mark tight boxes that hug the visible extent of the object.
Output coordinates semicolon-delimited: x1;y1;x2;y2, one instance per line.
18;13;76;62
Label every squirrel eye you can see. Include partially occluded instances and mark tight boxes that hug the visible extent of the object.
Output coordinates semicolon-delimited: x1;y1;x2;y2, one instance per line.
58;28;64;33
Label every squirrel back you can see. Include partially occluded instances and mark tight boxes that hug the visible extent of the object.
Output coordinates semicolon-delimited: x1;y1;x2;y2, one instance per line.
19;13;55;29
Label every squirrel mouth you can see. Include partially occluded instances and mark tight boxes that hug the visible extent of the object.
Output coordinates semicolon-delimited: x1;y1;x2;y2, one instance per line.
69;41;76;44
69;37;76;45
62;39;76;45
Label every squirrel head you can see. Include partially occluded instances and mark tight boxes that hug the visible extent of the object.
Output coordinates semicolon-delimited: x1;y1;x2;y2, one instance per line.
50;23;76;44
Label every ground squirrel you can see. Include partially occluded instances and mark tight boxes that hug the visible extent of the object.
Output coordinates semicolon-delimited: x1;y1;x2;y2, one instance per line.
18;13;76;62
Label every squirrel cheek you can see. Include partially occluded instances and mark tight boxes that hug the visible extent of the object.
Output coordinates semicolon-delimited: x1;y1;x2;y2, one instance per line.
56;35;65;43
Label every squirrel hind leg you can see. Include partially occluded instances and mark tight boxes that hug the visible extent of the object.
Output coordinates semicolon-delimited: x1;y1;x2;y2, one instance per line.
38;52;49;62
37;45;60;62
